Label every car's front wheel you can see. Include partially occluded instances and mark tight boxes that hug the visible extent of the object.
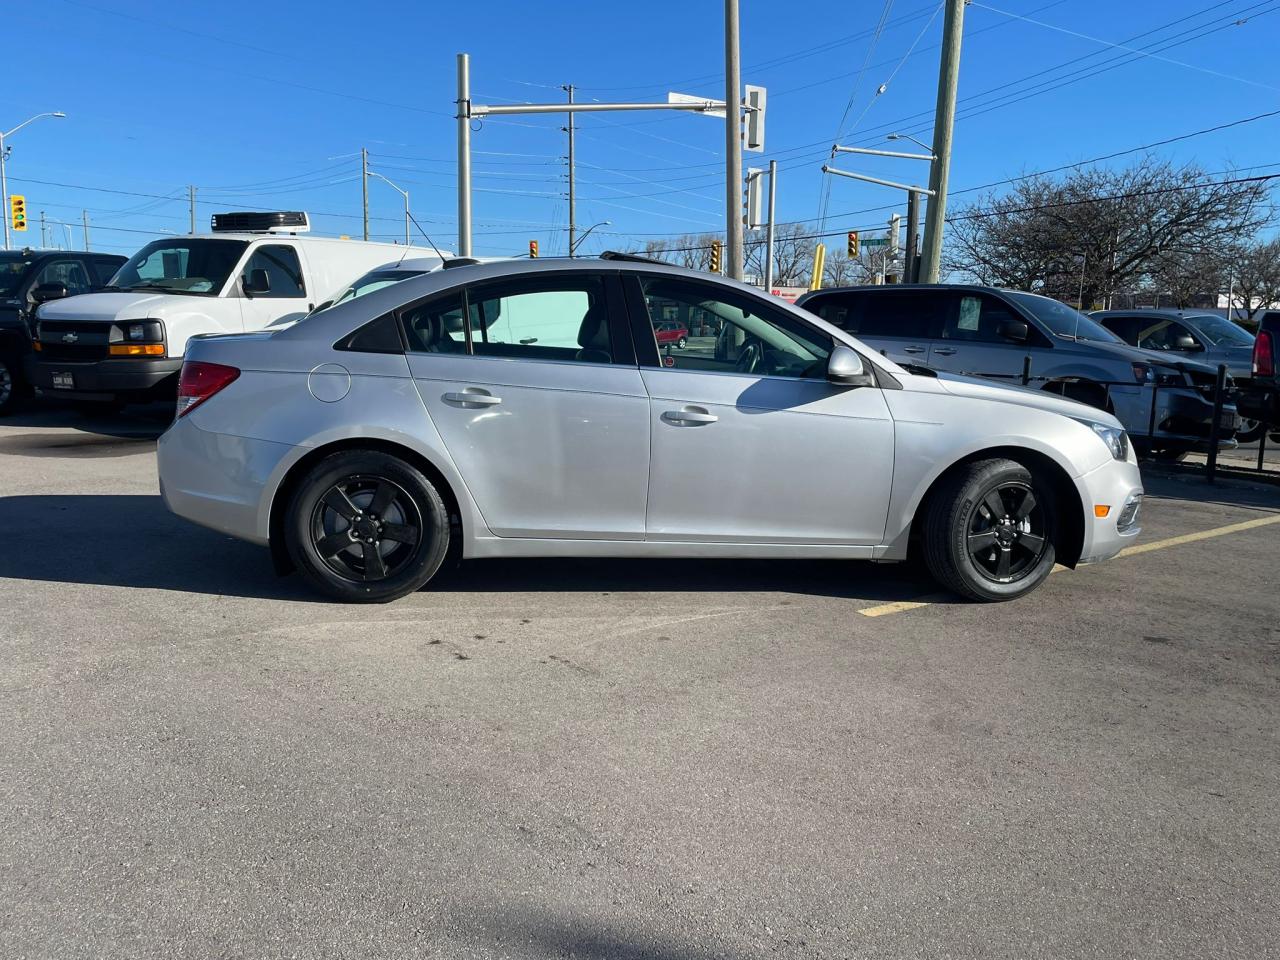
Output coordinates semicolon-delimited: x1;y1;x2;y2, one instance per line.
1235;417;1263;445
923;458;1057;602
285;450;450;603
677;336;687;349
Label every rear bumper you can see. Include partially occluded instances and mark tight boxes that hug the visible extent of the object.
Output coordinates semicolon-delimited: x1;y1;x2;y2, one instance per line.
26;355;182;401
1075;458;1144;564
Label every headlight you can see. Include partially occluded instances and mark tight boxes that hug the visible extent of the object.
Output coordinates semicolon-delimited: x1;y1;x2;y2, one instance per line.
1131;362;1153;383
1076;419;1129;461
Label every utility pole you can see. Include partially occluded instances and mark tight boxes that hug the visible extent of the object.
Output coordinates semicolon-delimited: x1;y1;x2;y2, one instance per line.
724;0;744;280
360;147;369;241
905;191;920;283
188;185;196;233
82;209;90;250
919;0;965;283
563;84;577;257
39;209;46;247
456;53;472;257
764;159;777;292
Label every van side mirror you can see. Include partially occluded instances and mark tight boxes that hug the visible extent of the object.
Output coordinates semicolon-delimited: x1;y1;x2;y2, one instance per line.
827;344;875;387
998;318;1030;342
30;282;68;305
243;268;271;296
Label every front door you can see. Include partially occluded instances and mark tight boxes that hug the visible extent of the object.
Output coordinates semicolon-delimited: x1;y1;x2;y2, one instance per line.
629;274;895;545
405;271;651;540
927;290;1047;382
235;243;311;331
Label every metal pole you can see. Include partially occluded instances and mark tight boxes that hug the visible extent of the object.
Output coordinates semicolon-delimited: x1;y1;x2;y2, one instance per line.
724;0;744;280
919;0;965;283
905;190;920;283
40;210;46;247
764;159;777;292
1206;363;1227;483
457;53;472;258
361;147;369;241
565;84;576;257
0;133;8;251
188;185;196;233
404;191;410;246
82;209;89;250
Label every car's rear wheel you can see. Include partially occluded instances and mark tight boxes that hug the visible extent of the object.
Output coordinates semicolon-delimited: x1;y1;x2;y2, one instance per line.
923;458;1057;602
677;336;687;348
285;450;450;603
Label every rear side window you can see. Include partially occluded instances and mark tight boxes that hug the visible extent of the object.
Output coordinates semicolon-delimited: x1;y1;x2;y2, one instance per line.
241;245;306;299
854;291;948;339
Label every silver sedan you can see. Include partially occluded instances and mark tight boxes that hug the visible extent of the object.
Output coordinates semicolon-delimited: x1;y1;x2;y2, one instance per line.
157;254;1143;603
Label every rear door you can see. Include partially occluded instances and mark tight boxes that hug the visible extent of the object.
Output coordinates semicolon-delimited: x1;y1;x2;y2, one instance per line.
806;289;947;366
405;271;651;540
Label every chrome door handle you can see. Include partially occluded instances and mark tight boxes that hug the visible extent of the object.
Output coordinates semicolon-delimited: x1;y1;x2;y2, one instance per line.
443;389;502;407
902;346;926;354
933;347;957;356
662;406;718;426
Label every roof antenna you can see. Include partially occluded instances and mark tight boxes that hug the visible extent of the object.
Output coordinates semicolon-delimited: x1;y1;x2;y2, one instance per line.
404;210;446;265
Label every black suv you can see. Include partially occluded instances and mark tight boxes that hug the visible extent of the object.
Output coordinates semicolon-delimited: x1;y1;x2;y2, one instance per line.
0;249;126;412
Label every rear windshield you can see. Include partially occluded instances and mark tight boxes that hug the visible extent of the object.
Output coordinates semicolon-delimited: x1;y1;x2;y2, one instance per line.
1006;292;1121;344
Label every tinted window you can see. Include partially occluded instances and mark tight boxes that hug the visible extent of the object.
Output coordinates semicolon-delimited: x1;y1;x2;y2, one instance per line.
1007;292;1120;343
1096;314;1140;345
944;293;1024;342
34;259;92;297
241;245;306;299
112;238;247;295
640;277;830;379
852;291;948;339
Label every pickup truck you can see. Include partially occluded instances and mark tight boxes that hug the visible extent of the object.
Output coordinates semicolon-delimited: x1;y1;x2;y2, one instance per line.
27;211;445;407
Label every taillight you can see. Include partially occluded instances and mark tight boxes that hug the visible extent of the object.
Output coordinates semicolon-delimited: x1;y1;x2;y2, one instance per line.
176;361;240;417
1254;330;1274;378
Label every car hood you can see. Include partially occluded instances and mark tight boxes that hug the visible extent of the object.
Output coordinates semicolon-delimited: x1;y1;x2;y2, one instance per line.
930;370;1123;429
1067;335;1220;373
35;291;208;323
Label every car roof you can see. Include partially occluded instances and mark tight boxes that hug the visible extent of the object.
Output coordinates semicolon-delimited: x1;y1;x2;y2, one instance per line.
797;283;1023;300
0;249;119;259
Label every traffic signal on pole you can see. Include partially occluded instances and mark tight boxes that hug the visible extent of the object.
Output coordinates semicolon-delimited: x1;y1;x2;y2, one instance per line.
10;195;27;232
709;239;722;273
847;230;858;258
529;240;538;258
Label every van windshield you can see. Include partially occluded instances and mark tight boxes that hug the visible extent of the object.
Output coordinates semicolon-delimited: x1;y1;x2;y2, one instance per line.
109;239;248;296
0;254;34;298
1006;292;1122;344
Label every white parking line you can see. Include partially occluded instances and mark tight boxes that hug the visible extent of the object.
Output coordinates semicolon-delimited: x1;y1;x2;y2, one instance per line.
857;513;1280;618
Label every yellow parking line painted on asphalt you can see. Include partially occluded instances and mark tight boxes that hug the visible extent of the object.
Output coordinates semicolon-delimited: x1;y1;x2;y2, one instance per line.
857;513;1280;618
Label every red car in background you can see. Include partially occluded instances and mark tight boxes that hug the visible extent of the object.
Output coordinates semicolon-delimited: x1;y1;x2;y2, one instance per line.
653;320;688;349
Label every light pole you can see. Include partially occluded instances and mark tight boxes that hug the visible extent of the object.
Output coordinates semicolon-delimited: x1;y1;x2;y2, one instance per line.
1;111;66;250
367;170;411;246
569;220;610;257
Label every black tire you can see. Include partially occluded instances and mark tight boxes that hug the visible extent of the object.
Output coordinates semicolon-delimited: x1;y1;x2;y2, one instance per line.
284;450;451;603
1235;418;1263;445
922;458;1057;602
0;354;15;414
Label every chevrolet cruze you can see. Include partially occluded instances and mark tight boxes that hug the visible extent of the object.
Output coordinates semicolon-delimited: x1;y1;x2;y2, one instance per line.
157;254;1143;603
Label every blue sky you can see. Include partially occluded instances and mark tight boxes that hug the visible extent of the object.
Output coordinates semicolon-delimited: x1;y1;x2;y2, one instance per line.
4;0;1278;258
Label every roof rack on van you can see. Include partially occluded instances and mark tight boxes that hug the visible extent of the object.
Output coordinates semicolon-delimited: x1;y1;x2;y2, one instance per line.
599;250;668;266
210;211;311;234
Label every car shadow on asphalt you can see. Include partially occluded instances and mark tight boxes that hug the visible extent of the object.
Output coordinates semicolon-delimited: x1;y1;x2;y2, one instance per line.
0;399;172;442
0;493;943;604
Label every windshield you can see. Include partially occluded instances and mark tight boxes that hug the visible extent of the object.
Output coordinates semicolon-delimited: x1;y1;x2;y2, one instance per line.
1184;313;1255;347
109;239;248;296
1007;292;1122;343
328;269;427;309
0;255;34;298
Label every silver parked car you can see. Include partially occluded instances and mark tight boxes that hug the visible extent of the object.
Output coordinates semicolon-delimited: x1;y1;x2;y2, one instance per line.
157;254;1143;604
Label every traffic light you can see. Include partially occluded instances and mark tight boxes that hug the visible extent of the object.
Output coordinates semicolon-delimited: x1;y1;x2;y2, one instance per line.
847;230;858;258
709;239;722;273
10;195;27;233
528;240;538;258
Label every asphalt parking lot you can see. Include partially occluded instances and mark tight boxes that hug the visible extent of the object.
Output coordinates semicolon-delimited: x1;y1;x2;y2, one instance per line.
2;404;1278;959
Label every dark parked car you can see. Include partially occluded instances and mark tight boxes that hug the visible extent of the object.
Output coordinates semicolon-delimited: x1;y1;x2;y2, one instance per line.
1092;308;1262;441
0;248;126;412
1238;309;1280;439
795;284;1239;458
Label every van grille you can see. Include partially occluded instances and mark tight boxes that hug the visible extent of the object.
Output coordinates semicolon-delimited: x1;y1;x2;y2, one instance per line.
38;321;110;362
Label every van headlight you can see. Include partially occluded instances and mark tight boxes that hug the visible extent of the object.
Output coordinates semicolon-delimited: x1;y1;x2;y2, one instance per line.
1076;419;1129;461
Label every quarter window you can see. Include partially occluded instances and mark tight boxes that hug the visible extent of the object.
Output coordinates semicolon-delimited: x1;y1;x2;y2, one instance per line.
240;245;306;299
639;277;831;379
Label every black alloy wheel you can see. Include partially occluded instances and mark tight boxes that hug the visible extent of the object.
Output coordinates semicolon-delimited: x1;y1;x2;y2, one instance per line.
310;475;422;583
964;480;1048;584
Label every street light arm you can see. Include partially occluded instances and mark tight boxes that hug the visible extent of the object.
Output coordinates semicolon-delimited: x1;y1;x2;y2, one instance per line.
570;220;611;255
2;111;66;140
367;170;408;201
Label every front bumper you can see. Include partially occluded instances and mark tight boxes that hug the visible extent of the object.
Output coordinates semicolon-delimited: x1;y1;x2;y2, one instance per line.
1111;384;1238;449
1075;457;1144;564
26;355;182;401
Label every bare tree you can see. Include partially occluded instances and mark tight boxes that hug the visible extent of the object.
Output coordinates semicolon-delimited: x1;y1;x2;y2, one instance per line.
1231;237;1280;321
946;158;1274;307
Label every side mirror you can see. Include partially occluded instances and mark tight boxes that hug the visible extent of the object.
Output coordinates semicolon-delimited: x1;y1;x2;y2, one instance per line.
827;344;875;387
30;282;68;305
307;299;333;316
243;268;271;296
998;318;1030;342
1173;332;1202;351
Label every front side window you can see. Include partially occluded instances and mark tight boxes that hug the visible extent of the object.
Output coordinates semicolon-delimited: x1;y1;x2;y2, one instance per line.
639;276;830;379
34;260;92;297
240;245;306;299
944;293;1024;342
1135;318;1194;351
111;238;248;296
0;255;35;298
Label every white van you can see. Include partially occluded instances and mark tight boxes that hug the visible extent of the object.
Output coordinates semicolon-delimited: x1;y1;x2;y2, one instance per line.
27;211;447;405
